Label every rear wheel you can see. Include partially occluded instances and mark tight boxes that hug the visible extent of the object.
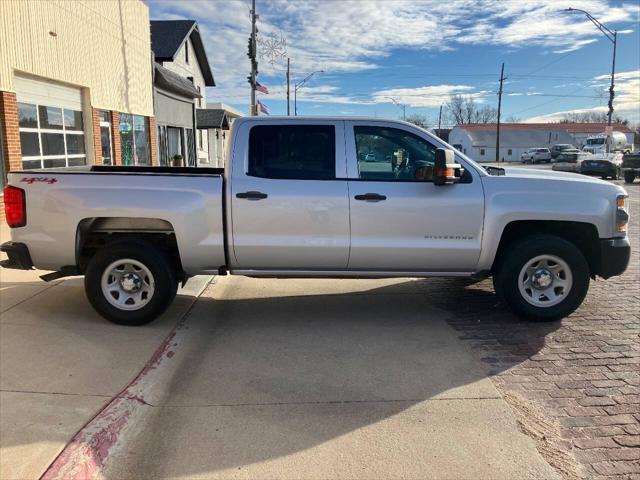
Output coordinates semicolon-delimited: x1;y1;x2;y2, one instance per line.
85;241;178;326
493;235;590;322
624;171;636;184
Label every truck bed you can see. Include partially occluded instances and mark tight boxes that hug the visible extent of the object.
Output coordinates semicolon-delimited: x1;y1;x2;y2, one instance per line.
7;168;226;274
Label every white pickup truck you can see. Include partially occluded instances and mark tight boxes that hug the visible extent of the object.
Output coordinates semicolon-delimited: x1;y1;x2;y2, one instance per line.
1;117;631;325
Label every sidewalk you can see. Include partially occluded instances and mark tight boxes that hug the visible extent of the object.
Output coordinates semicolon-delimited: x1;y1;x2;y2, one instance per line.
0;225;211;479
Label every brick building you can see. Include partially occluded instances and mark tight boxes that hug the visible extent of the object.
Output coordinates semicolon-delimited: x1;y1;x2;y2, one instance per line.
0;0;158;214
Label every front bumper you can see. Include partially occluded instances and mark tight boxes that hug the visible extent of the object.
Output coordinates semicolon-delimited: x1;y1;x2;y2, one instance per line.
596;237;631;279
0;242;34;270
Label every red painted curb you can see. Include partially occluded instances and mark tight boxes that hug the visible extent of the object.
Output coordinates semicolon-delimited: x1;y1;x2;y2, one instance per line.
40;307;193;479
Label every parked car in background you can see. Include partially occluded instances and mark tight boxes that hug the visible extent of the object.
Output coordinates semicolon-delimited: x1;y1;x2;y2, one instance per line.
521;148;551;164
581;153;624;180
552;151;591;173
364;153;376;162
551;144;575;160
622;153;640;184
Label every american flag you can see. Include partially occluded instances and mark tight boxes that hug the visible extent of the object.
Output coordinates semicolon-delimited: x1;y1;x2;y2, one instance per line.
257;100;270;115
256;81;269;94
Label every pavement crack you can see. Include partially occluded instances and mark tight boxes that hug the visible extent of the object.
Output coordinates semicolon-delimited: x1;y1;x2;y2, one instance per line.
158;396;502;408
0;280;62;314
0;388;111;398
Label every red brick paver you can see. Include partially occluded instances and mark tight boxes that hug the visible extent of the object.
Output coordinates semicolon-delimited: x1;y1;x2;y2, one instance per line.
420;181;640;479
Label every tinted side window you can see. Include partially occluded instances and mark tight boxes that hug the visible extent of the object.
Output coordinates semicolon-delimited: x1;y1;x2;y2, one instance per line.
355;126;437;181
249;125;335;180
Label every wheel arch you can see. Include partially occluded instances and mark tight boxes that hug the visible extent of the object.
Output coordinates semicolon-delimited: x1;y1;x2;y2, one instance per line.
492;220;600;277
75;217;183;277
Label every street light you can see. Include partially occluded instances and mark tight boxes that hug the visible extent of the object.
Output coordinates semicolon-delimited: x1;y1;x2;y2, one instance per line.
294;70;324;116
564;7;617;127
385;96;406;120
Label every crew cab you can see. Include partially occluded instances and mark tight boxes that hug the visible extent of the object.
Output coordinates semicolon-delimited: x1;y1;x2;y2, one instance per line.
1;117;631;326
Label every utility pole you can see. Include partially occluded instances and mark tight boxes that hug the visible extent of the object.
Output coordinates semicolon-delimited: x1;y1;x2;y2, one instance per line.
248;0;258;116
286;57;291;115
437;104;443;138
495;62;505;163
608;31;617;127
564;8;617;127
294;70;323;116
385;97;406;121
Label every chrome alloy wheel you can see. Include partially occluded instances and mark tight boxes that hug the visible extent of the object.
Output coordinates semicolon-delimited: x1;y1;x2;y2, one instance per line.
518;254;573;308
101;259;155;311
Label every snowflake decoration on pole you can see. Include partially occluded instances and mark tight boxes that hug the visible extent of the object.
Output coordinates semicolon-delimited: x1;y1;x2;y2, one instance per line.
258;31;287;67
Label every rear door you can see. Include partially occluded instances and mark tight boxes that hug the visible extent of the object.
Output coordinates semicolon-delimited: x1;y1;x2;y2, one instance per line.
345;121;485;272
230;121;350;270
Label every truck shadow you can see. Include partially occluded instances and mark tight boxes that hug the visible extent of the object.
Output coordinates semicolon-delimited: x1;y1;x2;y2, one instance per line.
111;276;562;477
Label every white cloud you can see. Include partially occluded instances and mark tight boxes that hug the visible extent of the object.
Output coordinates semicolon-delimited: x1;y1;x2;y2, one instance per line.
146;0;640;107
525;70;640;123
372;85;489;107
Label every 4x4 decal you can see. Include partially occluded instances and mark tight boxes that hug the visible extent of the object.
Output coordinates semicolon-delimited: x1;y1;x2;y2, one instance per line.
20;177;57;184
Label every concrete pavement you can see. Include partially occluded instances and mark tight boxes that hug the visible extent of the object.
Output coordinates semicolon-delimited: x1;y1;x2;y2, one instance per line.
0;225;211;479
103;276;559;479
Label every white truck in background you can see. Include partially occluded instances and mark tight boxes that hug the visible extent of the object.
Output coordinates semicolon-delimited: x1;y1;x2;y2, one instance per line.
1;117;631;326
582;131;632;155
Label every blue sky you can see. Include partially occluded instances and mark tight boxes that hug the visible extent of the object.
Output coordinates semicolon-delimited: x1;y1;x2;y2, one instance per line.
147;0;640;125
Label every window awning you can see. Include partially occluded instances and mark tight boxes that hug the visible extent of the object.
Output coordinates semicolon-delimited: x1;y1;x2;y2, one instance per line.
154;63;201;99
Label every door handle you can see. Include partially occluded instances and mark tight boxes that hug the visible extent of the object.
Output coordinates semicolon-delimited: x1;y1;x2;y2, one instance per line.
236;191;268;200
354;193;387;202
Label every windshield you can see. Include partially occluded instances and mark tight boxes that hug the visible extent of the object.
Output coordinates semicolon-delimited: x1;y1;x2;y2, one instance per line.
587;138;605;145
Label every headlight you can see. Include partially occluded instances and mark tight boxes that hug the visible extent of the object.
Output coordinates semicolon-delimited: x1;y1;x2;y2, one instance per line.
616;194;629;234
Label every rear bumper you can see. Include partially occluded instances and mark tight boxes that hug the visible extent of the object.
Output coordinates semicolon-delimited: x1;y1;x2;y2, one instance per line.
581;163;616;175
0;242;34;270
596;237;630;279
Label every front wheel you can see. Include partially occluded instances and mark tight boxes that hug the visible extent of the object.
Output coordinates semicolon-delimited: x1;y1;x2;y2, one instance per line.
624;171;636;184
493;235;590;322
85;241;178;326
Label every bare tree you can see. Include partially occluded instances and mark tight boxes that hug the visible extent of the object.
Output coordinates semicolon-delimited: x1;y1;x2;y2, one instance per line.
404;113;429;129
504;115;521;123
560;111;629;125
446;94;497;125
476;105;498;124
446;94;466;125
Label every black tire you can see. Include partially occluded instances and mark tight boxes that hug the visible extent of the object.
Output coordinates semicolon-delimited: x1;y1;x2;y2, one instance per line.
624;171;636;184
611;167;621;180
493;234;590;322
84;241;178;326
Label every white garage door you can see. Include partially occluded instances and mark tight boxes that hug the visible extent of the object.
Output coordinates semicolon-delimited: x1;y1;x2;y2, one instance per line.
15;75;82;111
15;75;87;169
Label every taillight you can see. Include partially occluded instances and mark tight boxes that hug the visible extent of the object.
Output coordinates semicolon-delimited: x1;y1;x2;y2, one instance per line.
4;186;26;228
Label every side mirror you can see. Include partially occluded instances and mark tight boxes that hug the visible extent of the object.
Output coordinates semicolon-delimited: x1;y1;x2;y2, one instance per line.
434;148;464;186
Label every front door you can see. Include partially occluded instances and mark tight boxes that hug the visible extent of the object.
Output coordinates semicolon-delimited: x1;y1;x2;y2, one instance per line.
346;122;485;272
230;122;350;270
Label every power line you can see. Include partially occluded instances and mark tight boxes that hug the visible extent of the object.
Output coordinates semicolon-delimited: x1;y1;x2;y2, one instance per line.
503;92;602;98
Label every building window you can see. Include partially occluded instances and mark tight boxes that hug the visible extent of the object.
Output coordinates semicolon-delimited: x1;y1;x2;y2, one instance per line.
18;102;86;169
507;149;512;156
185;41;189;64
119;114;149;165
480;148;485;156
